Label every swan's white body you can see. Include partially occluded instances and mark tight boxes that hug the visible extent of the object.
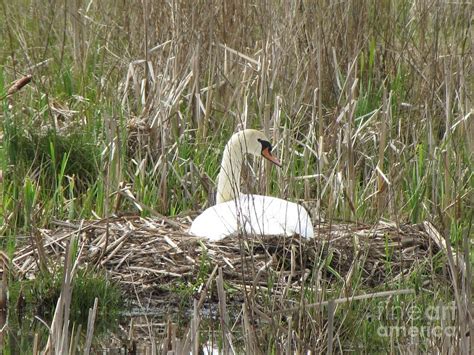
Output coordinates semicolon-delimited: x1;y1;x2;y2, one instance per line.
189;194;314;241
189;129;314;241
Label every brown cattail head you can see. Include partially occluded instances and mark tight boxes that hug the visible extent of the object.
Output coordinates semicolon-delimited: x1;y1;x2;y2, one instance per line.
6;75;32;97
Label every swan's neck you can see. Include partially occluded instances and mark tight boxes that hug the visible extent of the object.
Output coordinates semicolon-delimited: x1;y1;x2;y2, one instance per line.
216;139;244;204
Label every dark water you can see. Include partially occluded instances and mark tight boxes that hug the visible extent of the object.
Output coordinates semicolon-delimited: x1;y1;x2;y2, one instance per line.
0;301;232;354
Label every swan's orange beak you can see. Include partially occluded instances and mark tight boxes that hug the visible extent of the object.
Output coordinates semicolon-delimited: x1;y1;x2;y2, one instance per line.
262;147;282;167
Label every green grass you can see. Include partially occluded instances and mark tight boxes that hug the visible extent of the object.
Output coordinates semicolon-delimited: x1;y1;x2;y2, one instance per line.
6;267;122;352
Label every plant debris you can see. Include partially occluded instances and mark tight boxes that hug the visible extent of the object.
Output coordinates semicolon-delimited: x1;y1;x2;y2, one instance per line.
10;216;453;308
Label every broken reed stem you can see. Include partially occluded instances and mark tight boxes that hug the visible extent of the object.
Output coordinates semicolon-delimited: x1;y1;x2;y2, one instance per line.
0;252;8;350
0;252;9;311
192;298;200;355
274;289;415;315
243;303;257;355
180;265;218;353
117;187;183;229
44;235;76;354
84;297;99;355
217;267;231;354
326;300;335;355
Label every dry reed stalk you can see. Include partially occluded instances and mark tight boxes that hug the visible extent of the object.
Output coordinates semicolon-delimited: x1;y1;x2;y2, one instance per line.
32;228;49;276
0;252;8;349
217;267;232;354
83;297;99;355
326;299;335;355
0;251;8;311
191;299;200;355
179;265;218;353
285;315;292;355
424;221;471;352
275;289;415;315
242;304;257;355
69;323;81;355
118;187;183;229
345;77;358;219
191;41;201;133
377;88;389;213
44;238;74;354
163;319;175;354
42;220;89;354
424;222;467;277
32;333;39;354
71;0;82;68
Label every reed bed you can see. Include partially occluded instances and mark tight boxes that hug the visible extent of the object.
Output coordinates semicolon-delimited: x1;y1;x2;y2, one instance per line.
0;0;471;226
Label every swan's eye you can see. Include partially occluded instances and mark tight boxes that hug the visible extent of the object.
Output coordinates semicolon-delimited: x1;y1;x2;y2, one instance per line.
257;138;272;153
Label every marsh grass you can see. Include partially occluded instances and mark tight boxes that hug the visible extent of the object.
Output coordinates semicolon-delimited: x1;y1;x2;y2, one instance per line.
40;269;113;315
0;0;472;352
6;266;122;346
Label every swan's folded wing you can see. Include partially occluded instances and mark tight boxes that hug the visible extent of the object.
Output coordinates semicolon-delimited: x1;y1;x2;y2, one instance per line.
241;195;314;238
190;195;314;240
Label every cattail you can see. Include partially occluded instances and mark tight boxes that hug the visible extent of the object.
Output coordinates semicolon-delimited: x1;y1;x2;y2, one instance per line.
5;75;32;98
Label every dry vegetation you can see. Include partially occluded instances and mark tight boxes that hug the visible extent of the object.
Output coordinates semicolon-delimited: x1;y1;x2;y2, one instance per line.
0;0;472;353
7;215;467;353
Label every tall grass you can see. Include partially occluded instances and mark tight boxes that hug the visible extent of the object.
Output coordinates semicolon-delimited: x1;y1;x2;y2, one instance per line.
0;0;471;227
0;0;472;352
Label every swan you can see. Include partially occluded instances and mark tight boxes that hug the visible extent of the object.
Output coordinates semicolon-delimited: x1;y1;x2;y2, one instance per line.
189;129;314;241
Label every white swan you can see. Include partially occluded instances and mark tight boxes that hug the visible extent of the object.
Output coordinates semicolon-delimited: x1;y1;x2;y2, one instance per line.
189;129;314;241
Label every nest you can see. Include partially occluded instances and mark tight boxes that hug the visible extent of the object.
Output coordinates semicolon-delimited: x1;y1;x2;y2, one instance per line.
9;216;455;309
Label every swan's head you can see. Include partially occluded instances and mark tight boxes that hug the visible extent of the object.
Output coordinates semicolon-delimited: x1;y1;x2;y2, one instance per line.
232;129;281;167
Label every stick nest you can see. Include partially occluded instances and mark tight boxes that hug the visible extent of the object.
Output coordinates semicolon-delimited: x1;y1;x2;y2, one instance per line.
11;216;444;306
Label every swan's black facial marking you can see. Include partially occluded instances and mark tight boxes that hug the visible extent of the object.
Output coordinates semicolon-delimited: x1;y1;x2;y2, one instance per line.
257;138;273;153
258;138;282;167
